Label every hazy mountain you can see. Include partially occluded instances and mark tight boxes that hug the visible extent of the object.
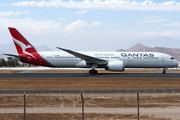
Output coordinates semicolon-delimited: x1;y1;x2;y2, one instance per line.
126;43;151;52
35;45;53;51
127;36;180;49
0;43;16;54
117;43;180;61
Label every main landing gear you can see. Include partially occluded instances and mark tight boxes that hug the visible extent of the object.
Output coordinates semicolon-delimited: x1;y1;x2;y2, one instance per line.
163;68;167;74
89;64;98;74
89;70;98;74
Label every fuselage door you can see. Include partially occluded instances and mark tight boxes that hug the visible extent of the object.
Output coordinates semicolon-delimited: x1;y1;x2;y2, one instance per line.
128;57;132;62
161;56;165;62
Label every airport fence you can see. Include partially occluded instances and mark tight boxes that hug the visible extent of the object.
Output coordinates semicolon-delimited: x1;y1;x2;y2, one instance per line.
0;92;180;120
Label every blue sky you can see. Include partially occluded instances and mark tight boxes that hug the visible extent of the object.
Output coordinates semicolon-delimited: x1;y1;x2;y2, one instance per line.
0;0;180;51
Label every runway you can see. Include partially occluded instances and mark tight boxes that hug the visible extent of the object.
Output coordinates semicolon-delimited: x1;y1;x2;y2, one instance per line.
0;89;180;94
0;72;180;78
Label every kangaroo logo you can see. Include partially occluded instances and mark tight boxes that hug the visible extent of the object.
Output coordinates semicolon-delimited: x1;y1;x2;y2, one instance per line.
13;37;36;59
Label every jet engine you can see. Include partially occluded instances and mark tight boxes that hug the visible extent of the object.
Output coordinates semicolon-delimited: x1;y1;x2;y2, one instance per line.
105;61;125;71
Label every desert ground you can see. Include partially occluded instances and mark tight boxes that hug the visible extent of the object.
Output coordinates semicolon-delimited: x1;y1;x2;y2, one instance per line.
0;69;180;119
0;93;180;120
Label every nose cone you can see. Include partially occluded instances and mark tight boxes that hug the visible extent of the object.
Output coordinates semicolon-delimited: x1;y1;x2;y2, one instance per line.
175;60;179;67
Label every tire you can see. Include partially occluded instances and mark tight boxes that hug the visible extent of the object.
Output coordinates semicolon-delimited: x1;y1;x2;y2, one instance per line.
89;70;98;74
89;70;93;74
94;70;98;74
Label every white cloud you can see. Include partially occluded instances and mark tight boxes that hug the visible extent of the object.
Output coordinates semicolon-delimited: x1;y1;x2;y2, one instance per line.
64;20;103;31
165;22;180;28
58;18;63;20
144;16;150;19
75;10;88;14
0;10;30;17
0;17;61;34
98;30;180;40
0;11;14;17
144;15;162;19
139;16;166;23
0;4;8;6
1;17;180;50
139;0;156;5
14;9;30;15
64;20;88;31
137;19;167;23
11;0;180;11
92;21;103;27
142;19;167;23
154;15;162;19
158;1;176;5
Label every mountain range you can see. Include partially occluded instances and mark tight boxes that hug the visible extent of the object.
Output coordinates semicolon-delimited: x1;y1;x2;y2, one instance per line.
126;36;180;49
117;43;180;61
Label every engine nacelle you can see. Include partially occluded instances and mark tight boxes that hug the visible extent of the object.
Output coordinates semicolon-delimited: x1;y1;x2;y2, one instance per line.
106;61;125;71
75;60;87;67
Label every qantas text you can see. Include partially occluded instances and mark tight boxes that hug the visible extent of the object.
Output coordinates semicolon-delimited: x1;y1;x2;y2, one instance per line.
121;53;154;57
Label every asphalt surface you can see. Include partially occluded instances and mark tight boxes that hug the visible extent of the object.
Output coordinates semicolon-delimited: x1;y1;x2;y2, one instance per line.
1;72;180;78
0;89;180;94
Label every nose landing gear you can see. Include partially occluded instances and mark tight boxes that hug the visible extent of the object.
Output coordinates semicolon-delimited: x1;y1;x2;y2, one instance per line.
163;71;166;74
163;68;167;74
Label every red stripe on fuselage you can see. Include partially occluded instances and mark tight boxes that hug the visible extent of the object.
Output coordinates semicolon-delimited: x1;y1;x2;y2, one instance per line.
19;53;50;67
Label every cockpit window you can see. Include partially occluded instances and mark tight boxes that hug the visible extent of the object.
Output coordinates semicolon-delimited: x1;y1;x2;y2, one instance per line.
171;57;175;59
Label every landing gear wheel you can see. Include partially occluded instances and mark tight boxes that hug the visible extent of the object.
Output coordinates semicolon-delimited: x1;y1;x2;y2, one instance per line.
89;70;98;74
89;70;93;74
163;71;166;74
94;70;98;74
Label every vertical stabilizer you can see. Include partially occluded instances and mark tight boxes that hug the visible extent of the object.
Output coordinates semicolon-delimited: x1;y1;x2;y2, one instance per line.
8;27;51;67
8;27;37;59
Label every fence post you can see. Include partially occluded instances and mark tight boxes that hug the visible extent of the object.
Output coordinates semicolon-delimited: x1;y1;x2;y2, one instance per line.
24;93;26;120
137;92;139;120
81;93;84;120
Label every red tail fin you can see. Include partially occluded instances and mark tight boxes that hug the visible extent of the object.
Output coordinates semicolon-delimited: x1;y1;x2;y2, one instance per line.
8;27;51;67
8;27;37;58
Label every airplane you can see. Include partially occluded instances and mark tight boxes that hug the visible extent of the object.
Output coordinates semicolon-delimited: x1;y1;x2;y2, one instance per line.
4;27;179;74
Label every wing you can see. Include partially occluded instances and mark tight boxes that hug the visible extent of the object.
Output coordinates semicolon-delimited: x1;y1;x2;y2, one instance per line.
56;47;107;65
3;54;30;59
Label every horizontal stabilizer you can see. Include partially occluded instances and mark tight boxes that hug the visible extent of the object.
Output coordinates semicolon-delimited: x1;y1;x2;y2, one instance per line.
3;54;30;59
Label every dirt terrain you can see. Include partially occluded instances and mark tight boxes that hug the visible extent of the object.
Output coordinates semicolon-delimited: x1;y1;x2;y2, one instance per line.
0;70;180;119
0;93;179;120
0;77;180;89
1;93;180;108
0;113;168;120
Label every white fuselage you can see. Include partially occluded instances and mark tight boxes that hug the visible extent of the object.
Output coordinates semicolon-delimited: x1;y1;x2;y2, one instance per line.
38;51;179;68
